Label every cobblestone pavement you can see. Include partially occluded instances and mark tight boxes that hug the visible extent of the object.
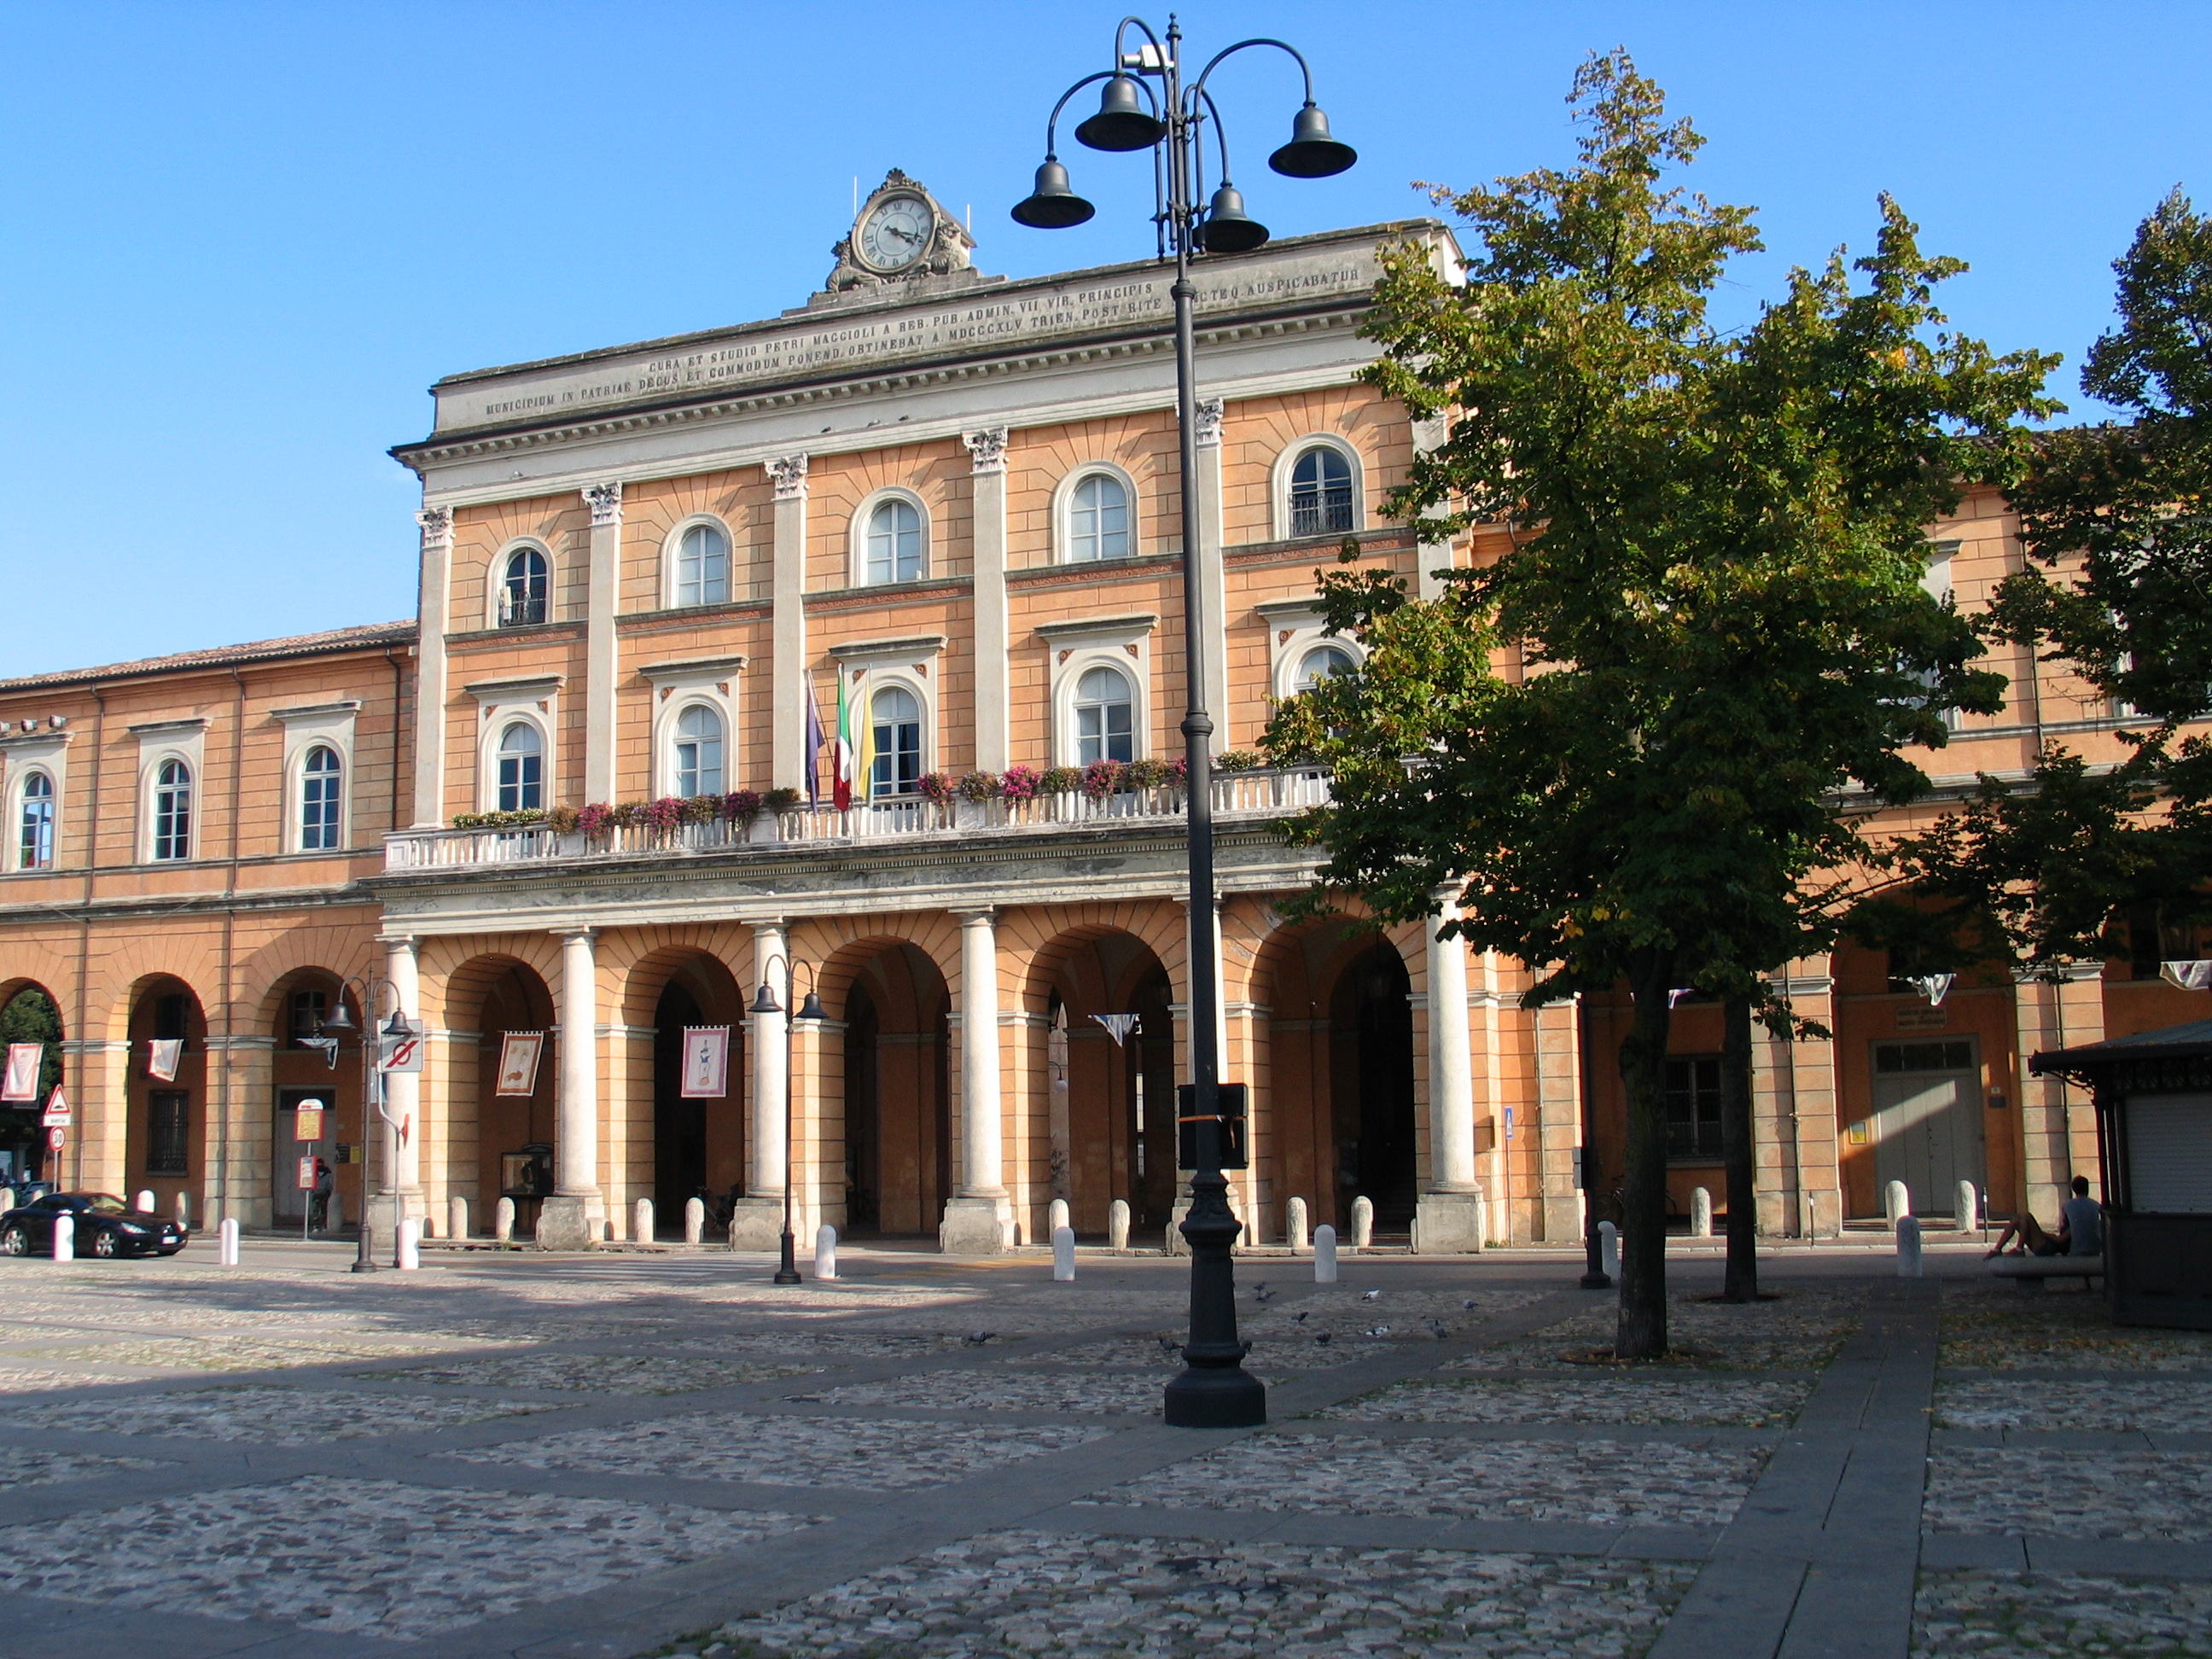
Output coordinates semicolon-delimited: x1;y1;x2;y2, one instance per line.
0;1244;2206;1659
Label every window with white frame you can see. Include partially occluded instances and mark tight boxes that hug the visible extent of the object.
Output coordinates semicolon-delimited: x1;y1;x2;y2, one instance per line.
673;704;725;797
673;522;731;608
864;499;924;585
16;771;54;870
1074;666;1136;764
1289;445;1355;538
152;760;192;861
496;722;543;812
498;547;550;626
869;684;923;796
299;744;342;851
1295;644;1357;692
1067;472;1132;562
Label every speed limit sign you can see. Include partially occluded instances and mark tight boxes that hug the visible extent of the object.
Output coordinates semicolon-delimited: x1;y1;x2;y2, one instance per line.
46;1126;65;1150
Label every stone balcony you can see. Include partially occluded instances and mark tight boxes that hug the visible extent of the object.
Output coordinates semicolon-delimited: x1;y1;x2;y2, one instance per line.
381;767;1334;872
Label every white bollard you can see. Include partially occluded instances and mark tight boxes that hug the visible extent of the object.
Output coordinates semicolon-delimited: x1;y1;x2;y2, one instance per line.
684;1196;706;1246
493;1196;515;1243
1350;1195;1374;1249
1955;1179;1979;1234
134;1189;155;1214
174;1191;192;1231
1313;1223;1339;1283
1691;1187;1713;1238
397;1217;421;1271
1286;1196;1310;1253
633;1198;654;1245
1048;1197;1071;1237
1884;1180;1912;1225
1599;1220;1620;1278
1107;1198;1130;1251
52;1213;73;1262
815;1224;838;1280
1051;1225;1076;1281
1896;1214;1924;1278
218;1216;240;1266
449;1195;470;1243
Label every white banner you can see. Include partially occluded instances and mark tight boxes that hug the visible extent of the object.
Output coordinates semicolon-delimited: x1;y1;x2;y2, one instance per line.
147;1038;183;1081
1;1043;41;1103
495;1032;544;1097
679;1027;730;1098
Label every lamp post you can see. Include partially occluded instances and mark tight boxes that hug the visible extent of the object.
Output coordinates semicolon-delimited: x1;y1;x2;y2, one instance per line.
318;978;422;1273
1013;16;1354;1429
751;956;825;1285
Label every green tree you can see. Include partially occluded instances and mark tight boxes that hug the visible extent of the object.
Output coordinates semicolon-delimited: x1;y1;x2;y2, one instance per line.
1266;51;2052;1356
0;986;64;1180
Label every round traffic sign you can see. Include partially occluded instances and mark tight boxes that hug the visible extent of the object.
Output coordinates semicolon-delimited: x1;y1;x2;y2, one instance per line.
46;1126;66;1150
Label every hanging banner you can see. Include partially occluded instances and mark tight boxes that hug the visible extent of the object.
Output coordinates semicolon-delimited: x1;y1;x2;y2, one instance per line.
495;1032;545;1097
147;1038;183;1082
679;1027;730;1097
1;1043;41;1102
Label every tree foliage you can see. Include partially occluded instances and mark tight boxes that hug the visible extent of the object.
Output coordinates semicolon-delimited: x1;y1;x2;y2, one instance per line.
1267;50;2052;1355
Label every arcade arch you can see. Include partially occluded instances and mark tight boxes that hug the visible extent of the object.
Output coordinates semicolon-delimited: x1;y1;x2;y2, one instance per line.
445;955;558;1236
120;975;207;1214
821;940;951;1237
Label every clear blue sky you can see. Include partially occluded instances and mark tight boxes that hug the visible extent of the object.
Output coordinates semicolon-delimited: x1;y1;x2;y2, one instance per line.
3;2;2205;678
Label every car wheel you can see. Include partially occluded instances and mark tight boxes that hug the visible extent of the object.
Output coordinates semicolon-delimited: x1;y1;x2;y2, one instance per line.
0;1226;26;1256
90;1230;120;1260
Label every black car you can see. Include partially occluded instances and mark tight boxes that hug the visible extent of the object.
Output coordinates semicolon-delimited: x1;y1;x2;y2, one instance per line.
0;1193;188;1259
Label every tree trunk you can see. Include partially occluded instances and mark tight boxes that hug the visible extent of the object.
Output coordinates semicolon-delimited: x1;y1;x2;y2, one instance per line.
1720;991;1759;1302
1615;952;1675;1359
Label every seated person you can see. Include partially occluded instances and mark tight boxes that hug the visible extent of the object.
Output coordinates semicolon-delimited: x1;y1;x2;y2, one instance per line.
1988;1176;2102;1258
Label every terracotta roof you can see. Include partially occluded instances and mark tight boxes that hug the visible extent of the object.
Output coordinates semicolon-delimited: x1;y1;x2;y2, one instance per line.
0;620;416;694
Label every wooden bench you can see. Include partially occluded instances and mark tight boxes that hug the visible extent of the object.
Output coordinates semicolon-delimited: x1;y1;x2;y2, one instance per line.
1988;1253;2105;1291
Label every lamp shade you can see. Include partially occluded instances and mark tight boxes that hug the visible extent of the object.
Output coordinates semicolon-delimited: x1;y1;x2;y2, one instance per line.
1269;103;1357;178
319;998;355;1033
1075;75;1163;152
1010;157;1096;229
751;982;782;1016
797;989;829;1022
1196;183;1269;253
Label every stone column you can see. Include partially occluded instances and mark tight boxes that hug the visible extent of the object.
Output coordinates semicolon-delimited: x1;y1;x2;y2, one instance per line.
1415;899;1484;1252
581;483;622;806
1757;965;1842;1237
941;907;1011;1254
411;507;453;828
1192;399;1231;744
768;457;810;790
730;920;789;1249
966;428;1011;773
537;928;602;1249
2013;962;2107;1223
383;935;426;1220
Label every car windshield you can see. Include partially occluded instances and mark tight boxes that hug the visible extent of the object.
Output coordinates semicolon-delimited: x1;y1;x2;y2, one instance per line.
83;1195;129;1214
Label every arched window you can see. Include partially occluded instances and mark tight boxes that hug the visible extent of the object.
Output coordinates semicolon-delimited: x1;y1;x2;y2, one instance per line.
673;705;724;797
674;523;730;608
152;760;192;861
1295;644;1357;692
869;685;923;797
299;745;342;851
1289;446;1355;538
17;771;54;870
1068;473;1131;562
864;499;923;585
499;548;549;626
496;723;543;812
1074;665;1135;765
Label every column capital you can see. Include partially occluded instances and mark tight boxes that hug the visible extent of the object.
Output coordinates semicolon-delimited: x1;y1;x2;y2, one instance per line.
415;506;453;547
963;426;1009;474
2013;961;2107;985
376;933;420;951
769;454;810;499
951;905;997;927
1193;397;1225;449
554;927;598;945
581;480;623;528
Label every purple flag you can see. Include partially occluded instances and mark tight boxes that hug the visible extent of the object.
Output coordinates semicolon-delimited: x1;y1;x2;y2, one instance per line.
803;673;824;806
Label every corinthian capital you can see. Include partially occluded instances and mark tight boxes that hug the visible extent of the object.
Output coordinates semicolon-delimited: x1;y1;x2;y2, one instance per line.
1194;398;1225;449
769;454;810;500
963;427;1009;474
415;505;453;546
582;481;623;528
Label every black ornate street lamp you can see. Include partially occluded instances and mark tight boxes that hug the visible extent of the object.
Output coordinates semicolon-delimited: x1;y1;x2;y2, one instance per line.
751;957;825;1286
1013;16;1354;1430
318;981;422;1274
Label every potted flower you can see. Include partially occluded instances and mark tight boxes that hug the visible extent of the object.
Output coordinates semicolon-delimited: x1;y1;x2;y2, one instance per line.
578;802;613;841
1000;763;1043;820
546;804;580;837
1215;749;1262;772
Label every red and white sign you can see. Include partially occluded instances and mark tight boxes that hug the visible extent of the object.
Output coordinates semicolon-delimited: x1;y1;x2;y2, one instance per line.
1;1043;41;1102
294;1103;325;1143
40;1088;70;1127
377;1033;424;1075
296;1155;317;1191
45;1126;65;1151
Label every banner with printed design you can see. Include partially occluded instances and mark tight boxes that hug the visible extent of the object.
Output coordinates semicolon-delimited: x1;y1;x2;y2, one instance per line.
679;1027;730;1097
495;1032;545;1097
1;1043;41;1103
147;1038;183;1081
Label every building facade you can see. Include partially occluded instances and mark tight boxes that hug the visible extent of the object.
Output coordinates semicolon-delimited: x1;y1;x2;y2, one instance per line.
2;178;2197;1249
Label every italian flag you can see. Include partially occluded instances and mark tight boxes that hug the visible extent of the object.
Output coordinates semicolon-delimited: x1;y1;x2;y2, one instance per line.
835;673;875;810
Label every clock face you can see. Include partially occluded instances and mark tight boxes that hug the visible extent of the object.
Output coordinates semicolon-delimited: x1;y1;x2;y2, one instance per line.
858;195;934;272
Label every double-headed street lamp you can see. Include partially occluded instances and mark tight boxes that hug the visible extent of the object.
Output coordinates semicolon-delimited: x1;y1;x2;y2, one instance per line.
751;955;825;1285
1012;16;1355;1430
317;977;422;1274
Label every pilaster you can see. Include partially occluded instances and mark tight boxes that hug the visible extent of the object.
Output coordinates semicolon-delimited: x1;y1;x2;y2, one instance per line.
965;428;1010;773
2012;963;2107;1224
412;507;452;828
768;457;810;791
1533;998;1585;1243
1192;399;1231;743
581;483;622;805
1757;967;1842;1237
1410;415;1456;603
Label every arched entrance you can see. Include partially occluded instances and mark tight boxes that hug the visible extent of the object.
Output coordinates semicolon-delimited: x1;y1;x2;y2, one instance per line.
832;943;950;1237
1331;940;1418;1231
123;976;207;1214
454;957;558;1236
645;955;747;1232
0;981;64;1184
264;969;358;1233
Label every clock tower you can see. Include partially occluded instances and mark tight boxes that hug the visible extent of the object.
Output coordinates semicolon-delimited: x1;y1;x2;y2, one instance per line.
817;171;984;303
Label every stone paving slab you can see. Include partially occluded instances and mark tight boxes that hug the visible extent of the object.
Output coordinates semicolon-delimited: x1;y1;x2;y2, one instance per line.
0;1384;566;1442
1924;1446;2212;1541
0;1476;812;1643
